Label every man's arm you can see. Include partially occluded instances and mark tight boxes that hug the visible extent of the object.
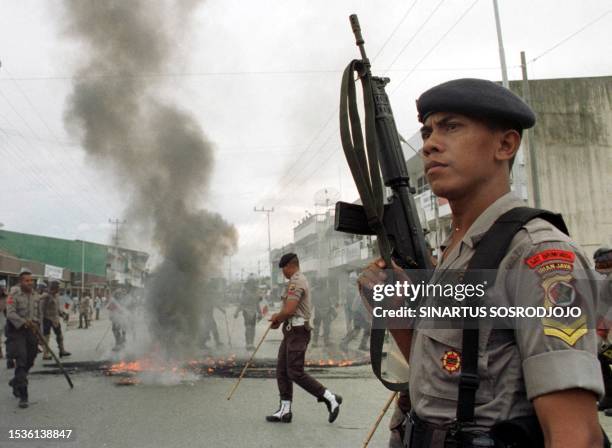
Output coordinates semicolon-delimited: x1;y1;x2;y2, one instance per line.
533;389;602;448
274;299;299;323
6;295;25;329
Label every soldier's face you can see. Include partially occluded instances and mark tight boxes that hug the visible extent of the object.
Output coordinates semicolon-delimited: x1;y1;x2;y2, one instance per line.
20;274;34;293
420;113;507;200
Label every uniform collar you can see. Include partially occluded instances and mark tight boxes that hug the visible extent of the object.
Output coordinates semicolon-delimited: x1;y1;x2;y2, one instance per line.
460;192;525;249
441;192;524;251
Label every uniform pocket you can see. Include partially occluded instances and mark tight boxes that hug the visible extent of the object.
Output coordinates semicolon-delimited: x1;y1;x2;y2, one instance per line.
414;328;493;404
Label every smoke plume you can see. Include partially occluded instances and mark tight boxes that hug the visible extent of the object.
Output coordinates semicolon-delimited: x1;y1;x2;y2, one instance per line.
61;0;237;359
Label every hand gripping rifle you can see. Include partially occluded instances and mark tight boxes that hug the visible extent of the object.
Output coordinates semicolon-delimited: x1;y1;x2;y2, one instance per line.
335;15;433;391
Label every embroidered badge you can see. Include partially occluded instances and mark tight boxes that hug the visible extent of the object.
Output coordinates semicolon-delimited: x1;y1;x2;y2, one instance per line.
7;296;13;305
525;249;575;269
543;316;587;346
540;273;586;346
536;262;573;275
542;274;576;307
441;350;461;373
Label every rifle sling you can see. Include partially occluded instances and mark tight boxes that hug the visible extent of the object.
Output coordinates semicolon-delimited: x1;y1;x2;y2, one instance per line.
457;207;568;424
340;60;408;391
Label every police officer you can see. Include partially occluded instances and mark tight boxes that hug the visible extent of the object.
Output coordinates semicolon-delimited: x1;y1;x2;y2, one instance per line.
0;279;7;359
266;253;342;424
108;289;127;351
359;79;605;446
79;292;92;329
312;278;336;348
594;247;612;415
234;274;261;350
40;279;71;359
6;268;41;408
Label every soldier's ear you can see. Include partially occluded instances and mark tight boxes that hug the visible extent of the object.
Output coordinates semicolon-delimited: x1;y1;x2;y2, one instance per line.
494;129;521;165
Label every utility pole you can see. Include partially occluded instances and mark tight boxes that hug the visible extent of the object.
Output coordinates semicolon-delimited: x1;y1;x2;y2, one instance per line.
81;239;85;299
108;218;126;247
108;218;126;295
520;51;541;208
254;206;274;291
492;0;509;88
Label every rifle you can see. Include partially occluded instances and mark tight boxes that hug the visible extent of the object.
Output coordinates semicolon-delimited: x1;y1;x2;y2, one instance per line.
335;14;433;390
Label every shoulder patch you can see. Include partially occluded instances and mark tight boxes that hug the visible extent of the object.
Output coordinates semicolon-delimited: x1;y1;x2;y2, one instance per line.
7;296;14;305
525;249;575;269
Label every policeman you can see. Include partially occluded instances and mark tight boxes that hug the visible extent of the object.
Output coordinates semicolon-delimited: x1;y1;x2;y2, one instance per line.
266;253;342;424
359;79;605;446
79;292;92;329
40;279;71;359
234;274;261;350
594;247;612;415
108;289;127;351
312;278;336;348
0;279;7;359
6;268;41;408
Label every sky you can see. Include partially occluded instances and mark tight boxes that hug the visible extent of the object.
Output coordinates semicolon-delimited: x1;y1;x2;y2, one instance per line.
0;0;611;278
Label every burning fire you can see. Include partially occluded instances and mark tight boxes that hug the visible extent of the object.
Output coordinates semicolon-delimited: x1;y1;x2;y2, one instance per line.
305;359;355;367
106;353;366;386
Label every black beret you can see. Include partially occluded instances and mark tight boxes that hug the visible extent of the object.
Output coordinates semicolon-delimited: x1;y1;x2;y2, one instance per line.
416;78;536;129
594;247;612;262
278;253;298;268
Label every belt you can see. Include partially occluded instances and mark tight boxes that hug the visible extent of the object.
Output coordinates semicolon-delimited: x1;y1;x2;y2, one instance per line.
287;316;306;327
405;413;495;448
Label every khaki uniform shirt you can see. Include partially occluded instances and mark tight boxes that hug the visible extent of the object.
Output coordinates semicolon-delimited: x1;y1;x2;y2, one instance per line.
79;296;91;313
283;270;311;321
40;292;62;325
600;272;612;323
408;192;603;430
239;279;260;315
6;288;40;329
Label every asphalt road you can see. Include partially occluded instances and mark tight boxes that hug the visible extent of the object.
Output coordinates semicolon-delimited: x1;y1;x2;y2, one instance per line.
1;310;611;448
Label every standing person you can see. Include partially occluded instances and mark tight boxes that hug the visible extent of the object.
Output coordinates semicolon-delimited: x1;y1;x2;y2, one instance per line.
358;79;605;446
5;268;41;408
39;279;71;359
339;286;370;352
312;279;336;348
78;293;92;329
594;247;612;415
202;280;225;349
94;295;102;320
107;290;127;351
233;274;261;350
344;272;357;333
266;253;342;424
0;279;7;359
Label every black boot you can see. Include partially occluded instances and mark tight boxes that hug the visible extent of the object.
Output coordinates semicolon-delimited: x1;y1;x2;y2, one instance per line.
8;379;19;398
318;392;342;423
18;386;28;408
265;400;292;423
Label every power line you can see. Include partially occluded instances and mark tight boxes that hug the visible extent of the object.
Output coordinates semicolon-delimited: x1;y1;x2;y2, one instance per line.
391;0;481;94
0;65;519;81
383;0;446;74
1;67;117;213
370;0;420;62
530;10;611;63
0;89;108;223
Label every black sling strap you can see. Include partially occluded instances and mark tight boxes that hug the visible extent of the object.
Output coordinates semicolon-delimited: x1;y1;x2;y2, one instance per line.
456;206;568;425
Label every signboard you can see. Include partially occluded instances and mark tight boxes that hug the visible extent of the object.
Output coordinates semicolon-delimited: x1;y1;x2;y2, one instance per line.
44;264;64;279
